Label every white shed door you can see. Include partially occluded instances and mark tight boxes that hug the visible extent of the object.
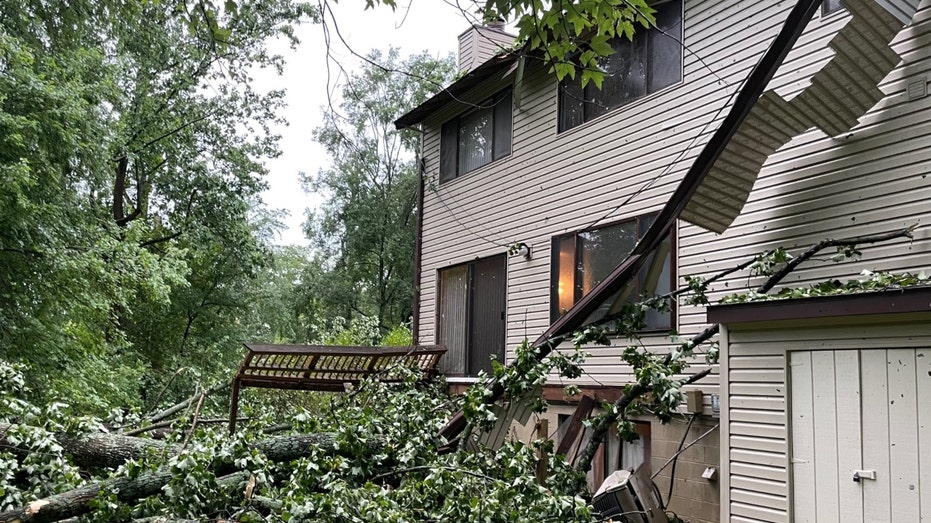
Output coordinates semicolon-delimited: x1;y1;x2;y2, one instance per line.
789;349;931;522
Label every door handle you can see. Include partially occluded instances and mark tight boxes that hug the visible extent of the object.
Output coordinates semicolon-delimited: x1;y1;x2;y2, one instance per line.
853;469;876;482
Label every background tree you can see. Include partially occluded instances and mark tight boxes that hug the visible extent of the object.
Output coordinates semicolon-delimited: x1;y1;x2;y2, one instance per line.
303;49;456;334
0;0;315;411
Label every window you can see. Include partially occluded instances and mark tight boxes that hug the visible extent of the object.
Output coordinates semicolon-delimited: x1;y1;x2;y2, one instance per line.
558;0;683;132
551;214;673;330
587;421;651;487
822;0;843;15
440;88;513;182
437;255;506;375
602;422;651;478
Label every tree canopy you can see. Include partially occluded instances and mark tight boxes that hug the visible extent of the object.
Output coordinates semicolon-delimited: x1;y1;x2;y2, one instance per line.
0;0;315;410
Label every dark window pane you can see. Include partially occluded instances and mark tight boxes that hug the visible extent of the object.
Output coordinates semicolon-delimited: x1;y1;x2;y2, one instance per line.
595;35;647;109
457;106;492;174
493;90;512;159
440;122;458;182
441;88;512;181
578;221;638;295
559;78;585;131
550;214;672;330
640;236;671;329
557;0;682;132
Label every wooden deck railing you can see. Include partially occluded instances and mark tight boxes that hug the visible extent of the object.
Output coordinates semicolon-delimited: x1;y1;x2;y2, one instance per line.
229;343;446;431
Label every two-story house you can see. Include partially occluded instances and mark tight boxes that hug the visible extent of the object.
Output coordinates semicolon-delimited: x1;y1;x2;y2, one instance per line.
396;1;931;522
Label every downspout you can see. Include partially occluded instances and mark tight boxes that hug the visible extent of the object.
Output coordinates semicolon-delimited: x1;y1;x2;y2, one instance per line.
412;127;425;343
438;0;824;443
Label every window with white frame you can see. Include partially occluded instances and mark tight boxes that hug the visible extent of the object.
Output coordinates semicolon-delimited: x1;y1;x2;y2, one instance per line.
558;0;683;132
551;214;673;330
440;88;513;182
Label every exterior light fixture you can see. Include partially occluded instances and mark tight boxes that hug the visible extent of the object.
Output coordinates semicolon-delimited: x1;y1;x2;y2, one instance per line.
508;242;532;260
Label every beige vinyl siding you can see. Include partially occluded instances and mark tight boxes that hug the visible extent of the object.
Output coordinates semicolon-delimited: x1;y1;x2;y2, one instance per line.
418;0;931;387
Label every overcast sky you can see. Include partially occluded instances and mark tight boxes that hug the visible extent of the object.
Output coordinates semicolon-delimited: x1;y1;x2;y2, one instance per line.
254;1;481;245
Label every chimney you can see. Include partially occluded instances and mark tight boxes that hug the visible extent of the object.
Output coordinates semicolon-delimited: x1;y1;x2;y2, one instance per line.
457;21;515;73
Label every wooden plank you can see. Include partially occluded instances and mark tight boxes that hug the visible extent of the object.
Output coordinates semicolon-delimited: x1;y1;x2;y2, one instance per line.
811;350;839;522
729;475;787;497
730;435;785;454
887;348;921;521
730;488;788;511
917;348;930;522
730;409;786;425
555;395;595;456
730;501;788;523
789;351;817;522
729;421;786;440
833;350;863;523
861;349;892;522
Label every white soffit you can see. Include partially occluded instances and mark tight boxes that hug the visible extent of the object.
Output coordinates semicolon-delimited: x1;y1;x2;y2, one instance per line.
681;0;921;234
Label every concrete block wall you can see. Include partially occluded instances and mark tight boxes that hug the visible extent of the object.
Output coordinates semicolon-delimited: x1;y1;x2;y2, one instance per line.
651;417;721;523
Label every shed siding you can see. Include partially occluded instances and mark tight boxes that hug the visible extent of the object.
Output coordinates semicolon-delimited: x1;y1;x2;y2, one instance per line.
418;0;931;388
719;319;931;522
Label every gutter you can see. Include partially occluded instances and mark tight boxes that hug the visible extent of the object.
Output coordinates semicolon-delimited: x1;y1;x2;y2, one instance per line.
438;0;825;443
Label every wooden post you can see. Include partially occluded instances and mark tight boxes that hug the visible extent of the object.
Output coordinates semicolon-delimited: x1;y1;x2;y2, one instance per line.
228;376;242;434
535;418;549;485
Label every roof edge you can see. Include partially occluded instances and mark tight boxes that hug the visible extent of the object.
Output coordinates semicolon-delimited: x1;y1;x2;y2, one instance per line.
394;52;520;129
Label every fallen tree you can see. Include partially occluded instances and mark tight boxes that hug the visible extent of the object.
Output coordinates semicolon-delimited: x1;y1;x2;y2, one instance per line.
0;226;923;523
0;424;382;473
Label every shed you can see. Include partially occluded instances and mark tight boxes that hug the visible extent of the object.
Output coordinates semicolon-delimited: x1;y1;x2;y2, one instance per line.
708;286;931;522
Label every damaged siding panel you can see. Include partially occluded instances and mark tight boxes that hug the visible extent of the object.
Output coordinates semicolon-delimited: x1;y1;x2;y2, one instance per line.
677;4;931;337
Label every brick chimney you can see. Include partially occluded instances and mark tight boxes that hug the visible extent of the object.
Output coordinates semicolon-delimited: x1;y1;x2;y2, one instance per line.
457;21;515;73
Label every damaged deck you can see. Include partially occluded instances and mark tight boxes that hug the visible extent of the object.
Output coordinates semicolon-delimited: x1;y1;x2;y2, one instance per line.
229;343;446;431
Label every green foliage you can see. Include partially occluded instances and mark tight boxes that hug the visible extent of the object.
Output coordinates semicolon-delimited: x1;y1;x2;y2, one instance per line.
379;322;413;346
482;0;655;86
0;362;88;510
0;362;595;522
722;269;930;304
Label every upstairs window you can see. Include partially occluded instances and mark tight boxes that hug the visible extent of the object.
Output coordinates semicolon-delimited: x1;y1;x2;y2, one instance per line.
440;88;513;182
822;0;843;15
551;214;673;330
558;0;682;132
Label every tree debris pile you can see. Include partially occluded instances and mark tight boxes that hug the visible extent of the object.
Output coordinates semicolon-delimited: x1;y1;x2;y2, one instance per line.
0;364;594;523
